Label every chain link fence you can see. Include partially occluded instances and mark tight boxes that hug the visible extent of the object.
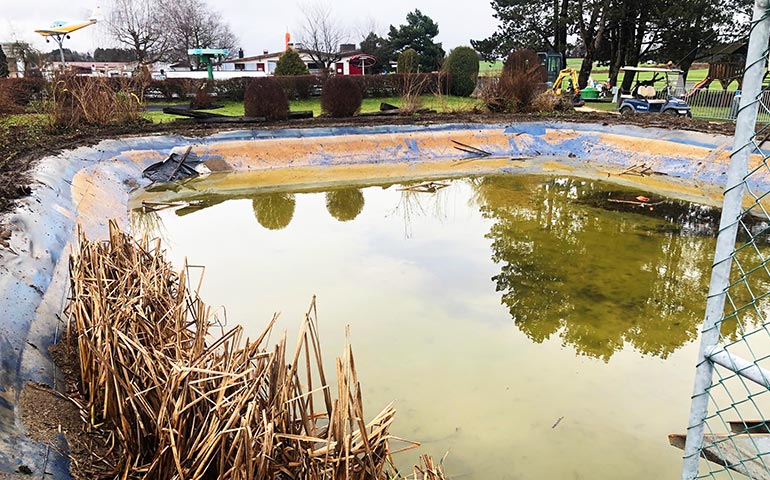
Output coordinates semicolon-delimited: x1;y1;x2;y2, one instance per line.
679;1;770;479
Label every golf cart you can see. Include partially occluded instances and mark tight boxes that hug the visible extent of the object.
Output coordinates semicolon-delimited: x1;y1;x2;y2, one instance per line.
616;66;692;117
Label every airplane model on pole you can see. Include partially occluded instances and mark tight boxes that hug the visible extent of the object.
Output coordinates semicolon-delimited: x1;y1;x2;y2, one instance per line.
35;7;100;68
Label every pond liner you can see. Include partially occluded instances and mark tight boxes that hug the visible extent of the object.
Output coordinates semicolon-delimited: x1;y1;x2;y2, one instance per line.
0;121;752;477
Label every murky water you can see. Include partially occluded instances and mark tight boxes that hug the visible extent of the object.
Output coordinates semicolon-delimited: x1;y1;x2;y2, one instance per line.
136;175;763;479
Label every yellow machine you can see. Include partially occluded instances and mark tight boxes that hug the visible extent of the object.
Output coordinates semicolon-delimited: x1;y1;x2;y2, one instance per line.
551;67;585;106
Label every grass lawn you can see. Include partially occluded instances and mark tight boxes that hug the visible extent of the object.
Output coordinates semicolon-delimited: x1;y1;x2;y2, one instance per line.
480;57;741;91
147;95;483;123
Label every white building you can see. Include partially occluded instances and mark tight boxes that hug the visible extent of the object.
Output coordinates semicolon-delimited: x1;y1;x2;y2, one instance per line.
221;45;374;76
0;43;26;78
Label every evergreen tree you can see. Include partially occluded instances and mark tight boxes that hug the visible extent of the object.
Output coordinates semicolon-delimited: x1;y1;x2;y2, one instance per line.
275;48;309;76
397;48;419;73
359;32;392;74
388;10;445;72
443;46;479;97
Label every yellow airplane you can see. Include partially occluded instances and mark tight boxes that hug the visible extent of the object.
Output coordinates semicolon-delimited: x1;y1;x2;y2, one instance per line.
35;7;99;66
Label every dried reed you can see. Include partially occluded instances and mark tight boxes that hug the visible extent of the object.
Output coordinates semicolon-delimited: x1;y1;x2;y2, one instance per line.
64;220;421;479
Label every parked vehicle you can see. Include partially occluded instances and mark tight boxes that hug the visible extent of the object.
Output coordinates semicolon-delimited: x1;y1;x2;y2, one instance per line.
617;66;692;117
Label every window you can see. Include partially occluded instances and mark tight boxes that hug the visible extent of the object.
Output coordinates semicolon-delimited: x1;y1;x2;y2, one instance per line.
235;63;245;71
256;63;265;72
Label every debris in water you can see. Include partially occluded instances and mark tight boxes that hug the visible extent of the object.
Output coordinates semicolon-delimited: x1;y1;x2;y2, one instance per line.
451;140;492;157
142;146;203;183
619;163;652;177
552;416;565;429
398;182;449;193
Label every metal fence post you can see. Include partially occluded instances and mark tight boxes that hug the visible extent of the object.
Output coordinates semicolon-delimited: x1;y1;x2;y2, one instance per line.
680;1;770;478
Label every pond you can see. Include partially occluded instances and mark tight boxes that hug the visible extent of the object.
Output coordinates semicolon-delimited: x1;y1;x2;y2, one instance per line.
135;174;750;479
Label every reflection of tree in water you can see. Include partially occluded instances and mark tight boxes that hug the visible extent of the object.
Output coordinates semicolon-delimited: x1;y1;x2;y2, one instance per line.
130;207;169;244
325;188;365;222
252;193;296;230
391;186;449;238
474;175;753;361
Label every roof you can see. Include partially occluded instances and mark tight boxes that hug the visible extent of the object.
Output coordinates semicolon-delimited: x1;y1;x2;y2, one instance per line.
695;40;748;62
620;66;684;73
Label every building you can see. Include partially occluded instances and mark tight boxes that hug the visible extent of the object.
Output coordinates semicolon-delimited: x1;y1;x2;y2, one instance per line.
221;44;374;76
65;61;137;77
0;43;26;78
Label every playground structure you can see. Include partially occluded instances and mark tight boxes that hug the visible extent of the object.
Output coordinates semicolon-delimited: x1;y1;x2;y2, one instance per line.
683;41;747;99
187;48;230;80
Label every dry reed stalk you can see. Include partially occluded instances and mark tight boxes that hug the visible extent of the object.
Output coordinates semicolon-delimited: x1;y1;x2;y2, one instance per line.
64;220;419;479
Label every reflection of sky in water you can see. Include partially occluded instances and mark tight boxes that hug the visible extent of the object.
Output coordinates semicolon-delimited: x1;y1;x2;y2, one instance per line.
139;175;770;479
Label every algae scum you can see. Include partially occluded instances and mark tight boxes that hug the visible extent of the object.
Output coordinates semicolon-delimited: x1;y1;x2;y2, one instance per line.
134;174;768;479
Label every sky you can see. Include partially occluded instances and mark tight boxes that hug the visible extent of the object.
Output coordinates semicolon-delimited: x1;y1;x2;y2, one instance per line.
0;0;497;57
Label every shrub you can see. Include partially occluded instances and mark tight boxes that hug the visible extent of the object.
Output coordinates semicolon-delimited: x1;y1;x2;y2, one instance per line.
481;49;546;113
397;49;419;73
321;76;363;117
0;83;23;114
190;83;215;109
244;77;289;120
275;49;310;76
0;78;47;113
274;75;320;100
443;46;479;97
48;74;145;128
503;49;546;111
214;77;250;101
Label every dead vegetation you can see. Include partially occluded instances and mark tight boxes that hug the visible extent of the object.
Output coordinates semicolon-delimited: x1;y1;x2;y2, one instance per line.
60;220;447;479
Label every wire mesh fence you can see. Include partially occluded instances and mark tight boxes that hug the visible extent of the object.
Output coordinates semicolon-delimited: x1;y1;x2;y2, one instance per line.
679;1;770;479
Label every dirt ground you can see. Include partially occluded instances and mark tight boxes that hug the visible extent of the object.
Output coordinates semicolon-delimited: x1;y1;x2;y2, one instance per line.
0;110;736;219
18;340;119;479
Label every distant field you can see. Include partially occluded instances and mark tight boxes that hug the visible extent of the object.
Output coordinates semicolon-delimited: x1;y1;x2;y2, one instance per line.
478;58;739;90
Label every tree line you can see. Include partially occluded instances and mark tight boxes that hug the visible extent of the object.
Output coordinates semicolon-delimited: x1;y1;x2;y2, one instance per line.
471;0;754;87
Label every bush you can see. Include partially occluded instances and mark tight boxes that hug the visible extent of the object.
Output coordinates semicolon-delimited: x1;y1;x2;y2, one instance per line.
321;76;363;117
275;49;310;76
0;78;48;110
214;77;251;101
0;78;47;112
481;49;546;113
244;77;289;120
443;46;479;97
190;83;215;109
274;75;320;100
0;84;23;114
398;49;419;73
48;74;145;128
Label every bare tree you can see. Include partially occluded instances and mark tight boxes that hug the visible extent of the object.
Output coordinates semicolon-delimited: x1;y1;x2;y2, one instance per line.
107;0;169;64
297;2;349;74
160;0;237;67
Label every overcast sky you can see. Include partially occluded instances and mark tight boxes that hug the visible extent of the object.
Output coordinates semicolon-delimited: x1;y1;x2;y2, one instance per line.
1;0;496;57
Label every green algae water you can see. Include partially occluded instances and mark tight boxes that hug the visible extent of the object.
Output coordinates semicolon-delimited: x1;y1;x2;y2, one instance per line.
137;174;760;479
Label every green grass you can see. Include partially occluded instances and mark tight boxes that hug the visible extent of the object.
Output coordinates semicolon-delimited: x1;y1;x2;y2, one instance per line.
147;95;483;124
479;57;742;91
